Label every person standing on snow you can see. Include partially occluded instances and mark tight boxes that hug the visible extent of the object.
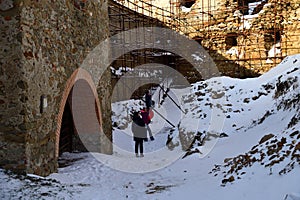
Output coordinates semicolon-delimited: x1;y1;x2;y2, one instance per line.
145;90;152;110
131;111;147;157
140;107;154;141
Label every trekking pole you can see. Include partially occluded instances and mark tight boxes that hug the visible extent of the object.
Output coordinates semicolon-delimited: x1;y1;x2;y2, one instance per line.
158;85;186;114
151;107;175;128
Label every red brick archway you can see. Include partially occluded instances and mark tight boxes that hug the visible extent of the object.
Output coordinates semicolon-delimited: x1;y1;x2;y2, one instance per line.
55;68;103;157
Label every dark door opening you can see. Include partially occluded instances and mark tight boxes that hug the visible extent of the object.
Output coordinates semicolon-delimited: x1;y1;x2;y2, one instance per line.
59;87;89;157
58;87;89;167
59;100;74;155
59;79;101;161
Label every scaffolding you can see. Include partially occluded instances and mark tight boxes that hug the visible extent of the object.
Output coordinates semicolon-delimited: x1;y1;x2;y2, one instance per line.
109;0;199;101
109;0;300;76
108;0;300;100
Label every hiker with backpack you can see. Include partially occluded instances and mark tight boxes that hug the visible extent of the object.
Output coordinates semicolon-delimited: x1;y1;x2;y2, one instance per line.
140;107;154;141
131;111;153;157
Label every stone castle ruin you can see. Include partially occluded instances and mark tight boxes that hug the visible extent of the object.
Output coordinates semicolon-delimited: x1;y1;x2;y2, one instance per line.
1;0;300;176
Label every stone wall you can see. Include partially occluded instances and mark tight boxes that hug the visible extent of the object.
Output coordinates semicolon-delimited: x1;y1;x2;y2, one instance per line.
186;0;300;77
0;0;112;176
0;0;26;172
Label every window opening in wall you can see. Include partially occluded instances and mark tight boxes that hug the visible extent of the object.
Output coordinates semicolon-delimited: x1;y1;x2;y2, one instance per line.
265;30;281;61
275;31;281;43
250;0;268;15
264;30;281;48
264;32;274;51
225;34;238;50
180;0;196;8
238;0;268;15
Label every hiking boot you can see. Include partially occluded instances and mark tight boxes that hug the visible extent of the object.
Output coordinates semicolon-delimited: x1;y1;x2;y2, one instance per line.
136;154;139;157
140;154;144;157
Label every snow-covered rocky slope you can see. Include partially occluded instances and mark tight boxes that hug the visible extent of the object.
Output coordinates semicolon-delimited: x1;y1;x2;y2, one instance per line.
1;55;300;200
112;54;300;184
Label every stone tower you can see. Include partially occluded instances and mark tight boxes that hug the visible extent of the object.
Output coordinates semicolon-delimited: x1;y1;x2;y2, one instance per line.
0;0;112;176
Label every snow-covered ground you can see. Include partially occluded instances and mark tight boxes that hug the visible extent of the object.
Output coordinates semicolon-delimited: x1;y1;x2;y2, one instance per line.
1;55;300;200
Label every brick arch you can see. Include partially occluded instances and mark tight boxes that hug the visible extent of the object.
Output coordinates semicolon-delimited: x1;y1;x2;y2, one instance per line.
55;68;103;157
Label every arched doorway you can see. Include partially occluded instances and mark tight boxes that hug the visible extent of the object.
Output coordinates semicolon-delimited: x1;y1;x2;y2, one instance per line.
59;85;94;156
55;68;103;158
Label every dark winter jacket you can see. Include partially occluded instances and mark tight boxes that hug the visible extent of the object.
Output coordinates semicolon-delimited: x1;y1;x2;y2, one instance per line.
131;114;147;141
145;93;152;108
